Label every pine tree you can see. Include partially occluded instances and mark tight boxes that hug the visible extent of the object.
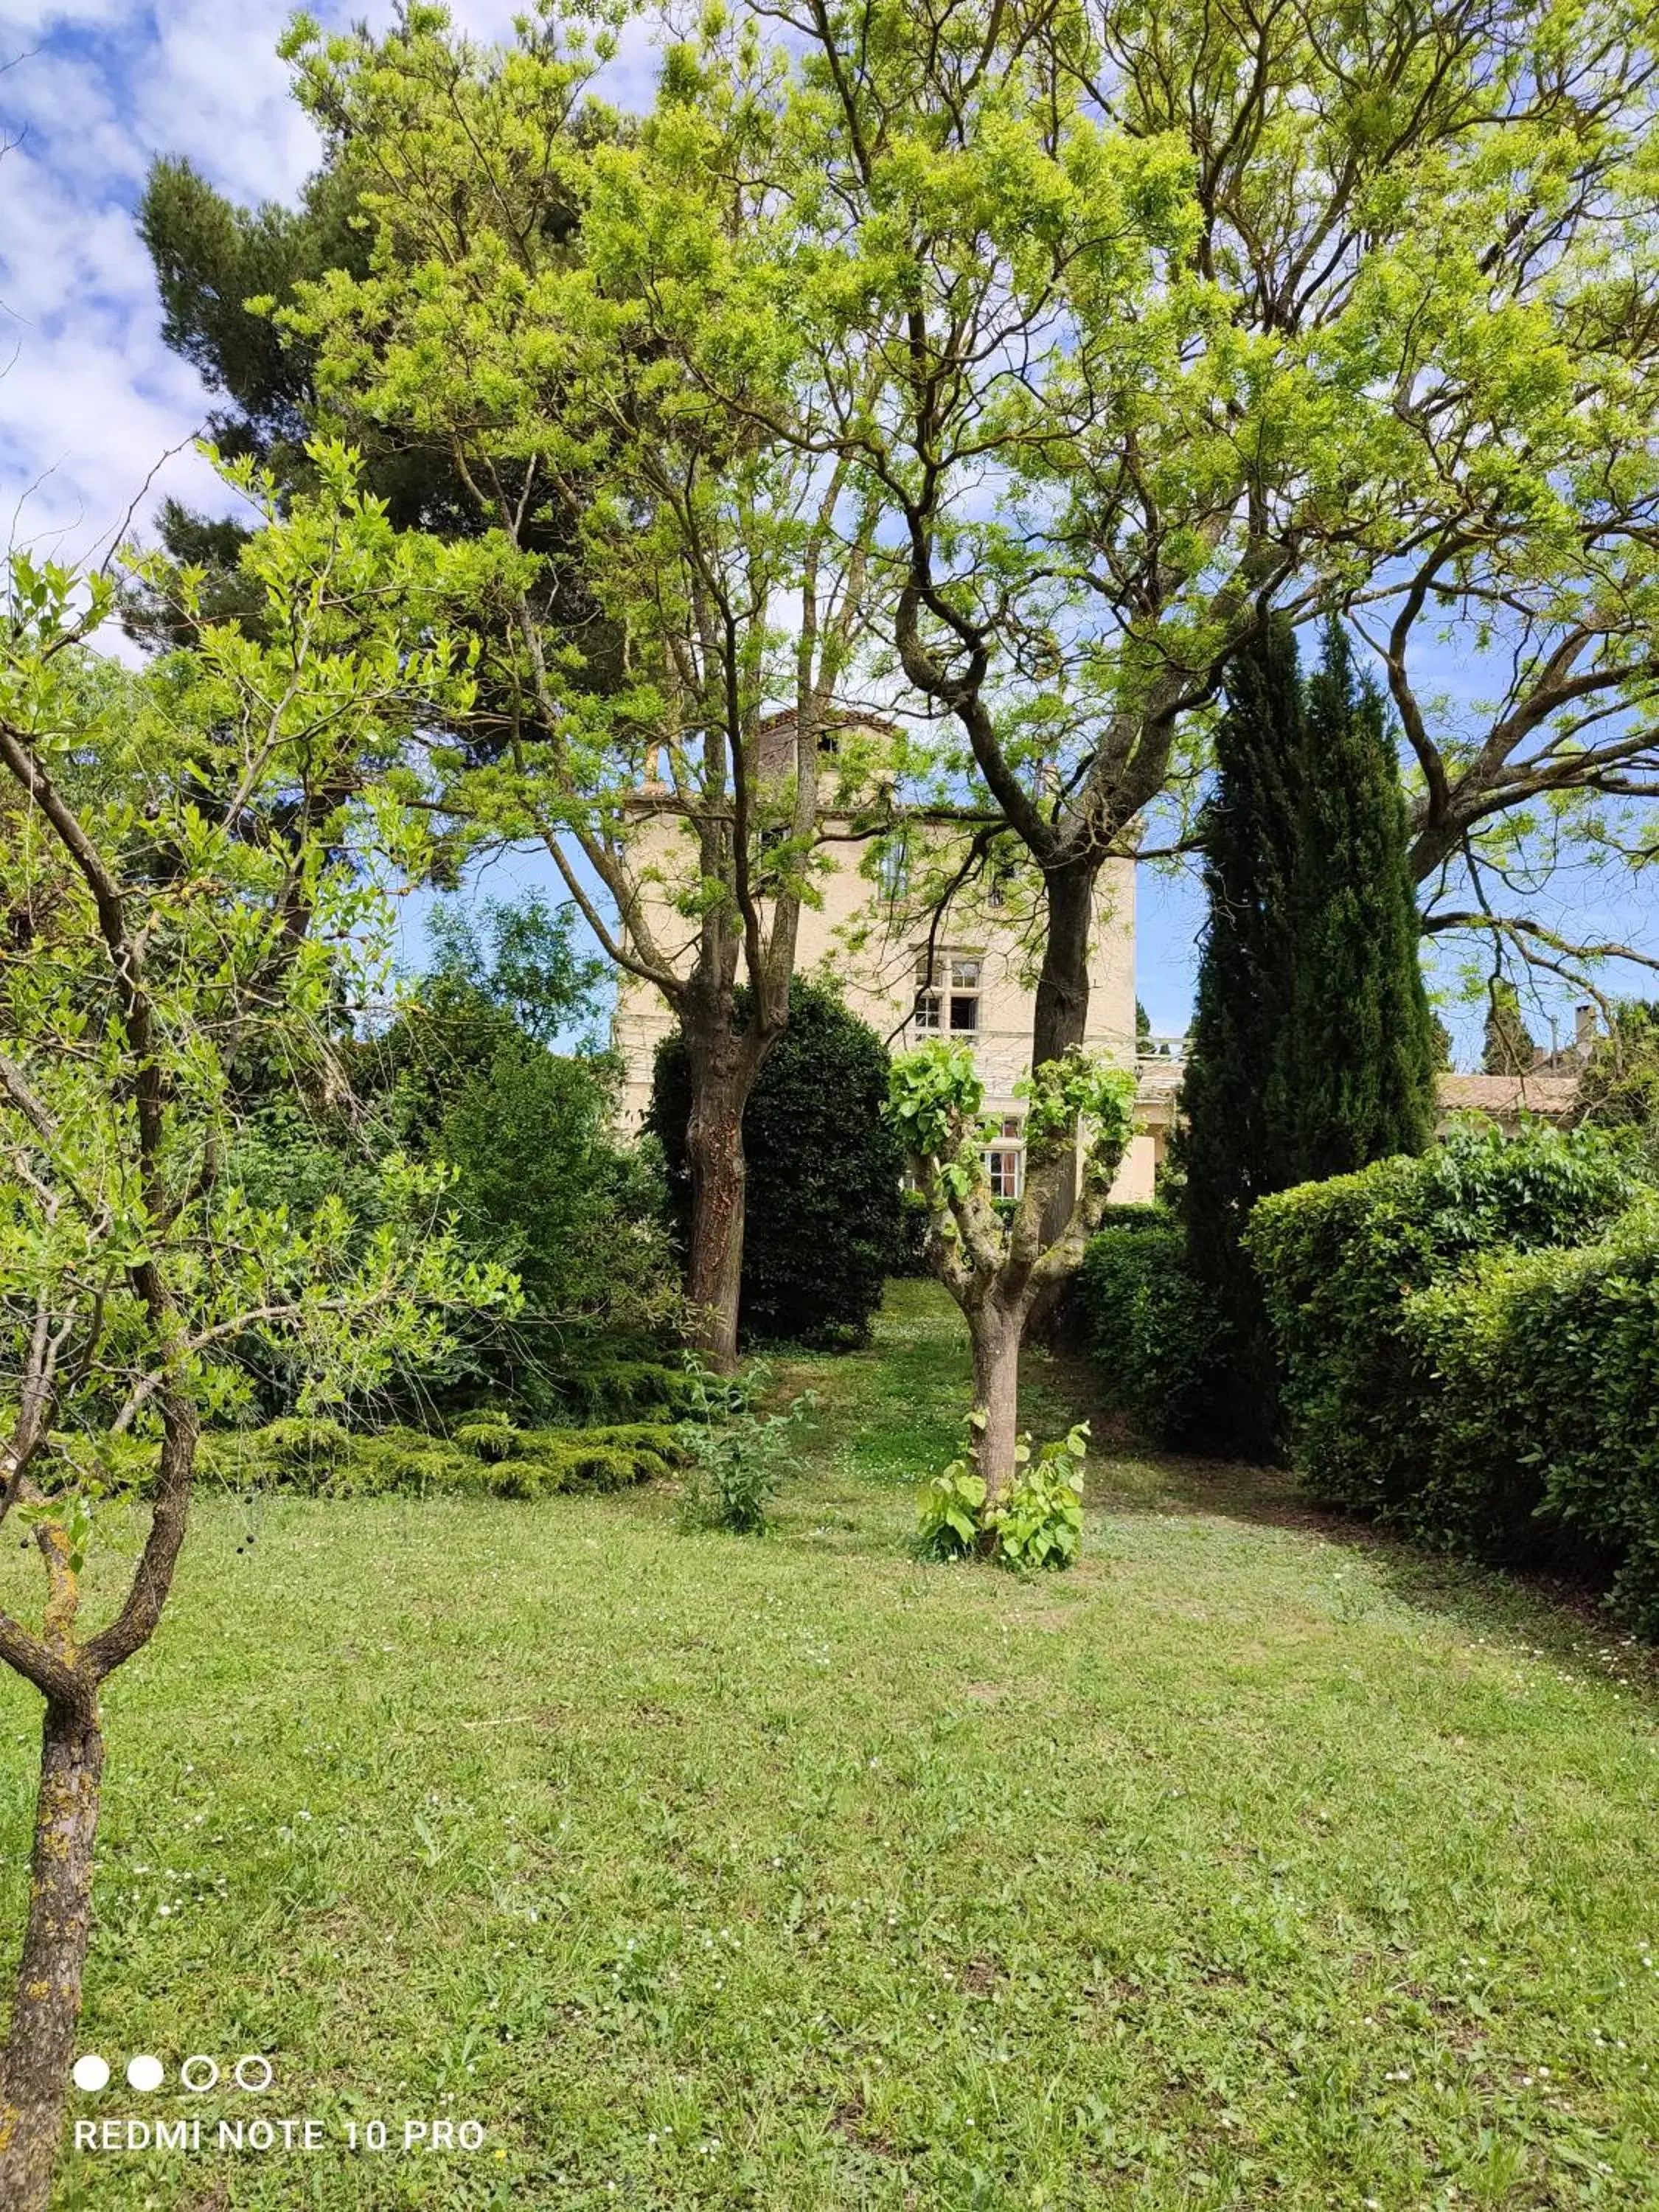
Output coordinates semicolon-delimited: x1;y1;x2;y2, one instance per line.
1274;619;1438;1183
1174;618;1304;1453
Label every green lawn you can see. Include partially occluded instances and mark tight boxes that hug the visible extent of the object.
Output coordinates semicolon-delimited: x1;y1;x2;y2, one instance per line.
5;1280;1657;2211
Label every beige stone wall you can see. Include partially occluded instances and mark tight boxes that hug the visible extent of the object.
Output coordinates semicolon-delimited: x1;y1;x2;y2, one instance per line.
611;815;1155;1202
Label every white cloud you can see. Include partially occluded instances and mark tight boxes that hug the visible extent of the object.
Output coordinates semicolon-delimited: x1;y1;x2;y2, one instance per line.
0;1;640;560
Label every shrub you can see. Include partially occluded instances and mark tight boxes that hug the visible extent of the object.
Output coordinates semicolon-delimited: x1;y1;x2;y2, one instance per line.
184;1417;685;1500
991;1426;1089;1571
1397;1212;1659;1630
916;1422;1091;1571
917;1462;989;1559
1245;1119;1637;1518
650;978;905;1348
1077;1218;1220;1447
674;1362;815;1534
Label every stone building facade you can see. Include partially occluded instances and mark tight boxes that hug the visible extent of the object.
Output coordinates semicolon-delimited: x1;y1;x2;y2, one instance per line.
609;719;1159;1201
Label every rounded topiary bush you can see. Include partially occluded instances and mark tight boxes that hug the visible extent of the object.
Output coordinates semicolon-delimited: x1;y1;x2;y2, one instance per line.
649;978;905;1348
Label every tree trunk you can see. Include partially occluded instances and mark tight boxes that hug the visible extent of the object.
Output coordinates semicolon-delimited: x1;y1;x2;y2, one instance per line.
1032;854;1107;1319
1032;857;1101;1068
969;1296;1026;1509
0;1699;104;2212
684;1052;750;1372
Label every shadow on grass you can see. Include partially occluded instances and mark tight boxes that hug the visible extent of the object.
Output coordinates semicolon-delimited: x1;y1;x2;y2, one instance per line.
759;1281;1657;1693
1089;1413;1658;1694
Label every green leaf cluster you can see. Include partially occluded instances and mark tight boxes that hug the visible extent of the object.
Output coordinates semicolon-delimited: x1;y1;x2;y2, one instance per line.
1077;1220;1222;1450
917;1423;1090;1571
673;1361;817;1535
0;445;517;1566
649;981;905;1349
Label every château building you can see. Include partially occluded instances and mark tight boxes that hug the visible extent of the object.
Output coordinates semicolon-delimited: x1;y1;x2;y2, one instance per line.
610;714;1164;1201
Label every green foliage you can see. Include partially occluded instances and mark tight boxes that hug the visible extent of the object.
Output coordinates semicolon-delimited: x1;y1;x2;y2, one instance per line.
549;1357;702;1424
886;1040;987;1195
1248;1120;1638;1520
189;1416;683;1502
915;1461;988;1559
422;894;606;1051
1174;619;1305;1453
1281;1201;1659;1636
650;981;905;1349
1177;619;1435;1454
130;145;618;688
990;1425;1090;1571
1021;1053;1137;1165
335;896;680;1416
917;1422;1090;1571
674;1363;815;1534
1077;1222;1222;1448
887;1043;1138;1252
1579;1002;1659;1176
0;451;518;1562
1275;620;1438;1184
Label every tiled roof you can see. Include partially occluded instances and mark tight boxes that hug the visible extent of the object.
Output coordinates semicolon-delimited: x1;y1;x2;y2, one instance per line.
1436;1072;1581;1120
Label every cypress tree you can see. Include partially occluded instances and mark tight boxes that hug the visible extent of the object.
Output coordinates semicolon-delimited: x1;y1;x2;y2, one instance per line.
1273;619;1437;1183
1174;618;1304;1454
1481;980;1537;1075
1176;616;1436;1454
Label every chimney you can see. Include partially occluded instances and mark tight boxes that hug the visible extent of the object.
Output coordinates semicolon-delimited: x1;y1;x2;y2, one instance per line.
1574;1002;1596;1057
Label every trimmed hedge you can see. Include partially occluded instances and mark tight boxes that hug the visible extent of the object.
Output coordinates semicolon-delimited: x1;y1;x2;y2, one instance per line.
77;1417;689;1502
1247;1121;1659;1631
1245;1120;1635;1516
1077;1213;1220;1447
1400;1226;1659;1599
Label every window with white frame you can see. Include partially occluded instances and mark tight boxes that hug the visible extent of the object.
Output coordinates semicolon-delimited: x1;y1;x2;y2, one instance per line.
912;945;941;1031
986;1115;1023;1199
913;947;982;1034
947;956;981;1033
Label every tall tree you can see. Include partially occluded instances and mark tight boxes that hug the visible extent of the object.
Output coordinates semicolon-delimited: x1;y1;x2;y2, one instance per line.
1482;980;1540;1076
1274;621;1439;1183
693;0;1659;1480
131;133;621;685
272;10;883;1368
1174;620;1305;1455
0;451;512;2211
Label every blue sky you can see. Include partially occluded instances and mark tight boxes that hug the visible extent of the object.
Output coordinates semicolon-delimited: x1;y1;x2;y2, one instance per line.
1;4;1652;1063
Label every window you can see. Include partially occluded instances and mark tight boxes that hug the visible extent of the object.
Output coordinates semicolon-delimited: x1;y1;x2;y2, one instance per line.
948;958;981;1033
913;948;980;1033
987;1116;1023;1200
987;1148;1023;1200
878;831;911;902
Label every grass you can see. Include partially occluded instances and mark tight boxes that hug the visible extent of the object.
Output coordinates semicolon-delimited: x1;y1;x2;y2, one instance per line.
4;1278;1658;2211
